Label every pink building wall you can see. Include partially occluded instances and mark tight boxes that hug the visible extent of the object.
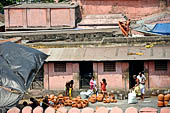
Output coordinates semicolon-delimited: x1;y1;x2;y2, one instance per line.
44;61;170;90
147;61;170;88
5;6;77;30
77;0;170;19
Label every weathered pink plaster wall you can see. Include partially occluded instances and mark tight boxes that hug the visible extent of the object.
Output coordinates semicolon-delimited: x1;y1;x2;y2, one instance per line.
44;61;170;90
44;63;74;90
27;9;47;27
77;0;170;19
5;7;76;30
96;62;124;90
51;9;71;26
148;61;170;88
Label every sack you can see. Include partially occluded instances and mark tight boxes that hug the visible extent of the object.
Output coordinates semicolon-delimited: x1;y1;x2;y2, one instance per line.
128;92;137;104
134;85;141;96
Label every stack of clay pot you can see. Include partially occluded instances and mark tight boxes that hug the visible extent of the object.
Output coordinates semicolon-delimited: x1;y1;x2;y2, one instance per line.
89;94;97;103
164;94;170;106
157;94;170;107
157;94;164;107
103;94;117;103
71;96;89;108
97;94;104;102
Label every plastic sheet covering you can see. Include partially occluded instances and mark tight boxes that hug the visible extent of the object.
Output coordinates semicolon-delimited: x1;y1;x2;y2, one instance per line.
150;23;170;35
0;42;48;112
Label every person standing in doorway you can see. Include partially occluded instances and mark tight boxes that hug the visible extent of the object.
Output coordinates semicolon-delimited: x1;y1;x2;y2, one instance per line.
90;76;97;94
137;71;146;100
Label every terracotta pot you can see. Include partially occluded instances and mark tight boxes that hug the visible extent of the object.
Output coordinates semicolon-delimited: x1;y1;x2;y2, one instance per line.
168;94;170;98
77;96;81;99
164;101;169;106
97;97;103;102
158;94;164;101
106;98;110;103
64;96;69;100
103;99;107;103
98;94;104;98
77;104;82;108
90;98;96;103
68;103;72;106
110;99;114;103
82;104;86;108
114;99;117;103
164;95;170;101
157;101;164;107
91;94;97;98
72;104;77;107
50;94;55;99
111;94;115;99
58;94;63;98
64;102;68;106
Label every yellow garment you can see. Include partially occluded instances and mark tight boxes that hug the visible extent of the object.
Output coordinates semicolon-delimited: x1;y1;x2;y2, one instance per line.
134;85;141;96
69;88;72;99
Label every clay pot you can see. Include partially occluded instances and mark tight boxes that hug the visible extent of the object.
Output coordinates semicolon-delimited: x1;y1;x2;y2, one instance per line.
114;99;117;103
98;94;104;98
164;101;169;106
157;101;164;107
164;95;170;101
82;104;86;108
64;96;69;100
58;94;63;98
97;97;103;102
91;94;97;98
68;103;72;106
103;99;107;103
110;99;114;103
77;96;81;99
106;98;110;103
50;94;55;99
77;104;82;108
111;94;115;99
158;94;164;101
90;98;96;103
72;104;77;107
168;94;170;98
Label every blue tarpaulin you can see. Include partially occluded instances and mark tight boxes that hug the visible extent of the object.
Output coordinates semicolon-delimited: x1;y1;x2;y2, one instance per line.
149;23;170;35
134;23;170;36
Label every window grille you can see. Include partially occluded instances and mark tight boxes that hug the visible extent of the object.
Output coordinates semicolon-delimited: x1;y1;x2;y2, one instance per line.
54;63;66;72
155;61;167;71
104;62;116;72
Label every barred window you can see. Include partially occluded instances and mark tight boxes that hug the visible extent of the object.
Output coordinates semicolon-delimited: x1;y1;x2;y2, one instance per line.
104;62;116;72
155;61;167;71
54;63;66;72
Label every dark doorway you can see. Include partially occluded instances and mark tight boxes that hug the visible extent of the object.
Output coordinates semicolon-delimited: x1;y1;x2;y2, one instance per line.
80;62;93;89
30;66;44;89
129;61;144;88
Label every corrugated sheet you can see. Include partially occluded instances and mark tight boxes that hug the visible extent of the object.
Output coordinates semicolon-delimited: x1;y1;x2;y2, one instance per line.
39;46;170;61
